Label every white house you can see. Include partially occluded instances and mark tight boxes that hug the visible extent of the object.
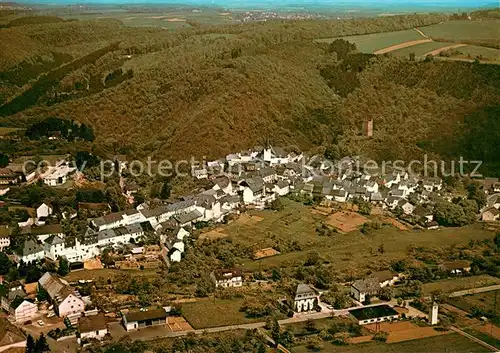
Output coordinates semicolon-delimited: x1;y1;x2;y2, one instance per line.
294;283;317;312
42;164;76;186
20;239;45;263
350;304;399;325
397;199;415;215
0;234;10;251
262;146;290;165
38;272;85;317
211;268;243;288
78;314;108;344
272;180;290;196
122;308;168;331
10;299;38;323
350;278;380;302
36;203;53;220
240;177;265;204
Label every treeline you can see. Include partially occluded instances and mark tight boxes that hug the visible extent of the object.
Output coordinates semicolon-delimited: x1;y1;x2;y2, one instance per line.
25;117;95;141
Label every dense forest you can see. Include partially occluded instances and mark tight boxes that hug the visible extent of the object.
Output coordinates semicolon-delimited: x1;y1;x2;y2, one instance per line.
0;12;499;174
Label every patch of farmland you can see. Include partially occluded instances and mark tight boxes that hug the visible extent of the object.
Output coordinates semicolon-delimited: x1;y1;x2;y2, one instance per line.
450;45;500;62
419;20;500;42
389;41;455;57
315;29;423;53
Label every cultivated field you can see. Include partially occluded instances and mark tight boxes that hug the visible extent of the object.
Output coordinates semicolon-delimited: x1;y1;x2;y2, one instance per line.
315;29;423;53
325;211;368;233
60;8;234;29
220;200;496;276
389;41;455;57
449;45;500;62
418;20;500;43
293;333;490;353
448;291;500;317
422;275;500;295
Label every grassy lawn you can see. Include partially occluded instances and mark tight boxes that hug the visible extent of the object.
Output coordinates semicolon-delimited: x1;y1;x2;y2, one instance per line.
422;275;500;295
181;298;277;329
419;20;500;42
448;291;500;317
291;333;490;353
228;199;495;275
315;29;423;53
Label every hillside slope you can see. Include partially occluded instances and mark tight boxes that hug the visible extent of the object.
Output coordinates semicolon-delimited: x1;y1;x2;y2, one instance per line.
0;13;499;168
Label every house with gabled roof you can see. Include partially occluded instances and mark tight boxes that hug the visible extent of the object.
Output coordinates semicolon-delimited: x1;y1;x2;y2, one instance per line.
19;239;44;263
294;284;317;312
38;272;85;317
482;207;500;222
240;176;265;204
261;146;290;166
351;278;380;302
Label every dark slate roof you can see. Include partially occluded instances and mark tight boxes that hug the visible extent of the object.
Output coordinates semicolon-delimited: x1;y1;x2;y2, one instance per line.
124;308;167;323
351;278;380;293
350;304;398;321
22;240;43;256
174;210;203;224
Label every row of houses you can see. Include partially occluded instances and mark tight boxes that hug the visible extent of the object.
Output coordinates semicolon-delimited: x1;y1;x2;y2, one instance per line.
19;222;144;264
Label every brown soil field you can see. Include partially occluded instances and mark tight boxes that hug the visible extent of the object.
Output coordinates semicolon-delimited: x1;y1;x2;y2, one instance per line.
234;213;264;226
365;321;416;333
374;38;433;54
475;323;500;340
381;216;409;231
254;247;281;259
168;317;193;332
325;211;368;233
199;227;228;240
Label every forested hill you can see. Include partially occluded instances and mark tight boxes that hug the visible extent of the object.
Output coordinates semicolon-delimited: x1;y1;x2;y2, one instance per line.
0;12;499;173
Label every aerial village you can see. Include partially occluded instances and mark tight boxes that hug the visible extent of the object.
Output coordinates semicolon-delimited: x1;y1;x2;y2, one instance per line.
0;142;499;351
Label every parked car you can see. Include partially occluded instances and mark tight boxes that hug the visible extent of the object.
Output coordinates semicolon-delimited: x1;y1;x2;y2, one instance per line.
37;320;45;327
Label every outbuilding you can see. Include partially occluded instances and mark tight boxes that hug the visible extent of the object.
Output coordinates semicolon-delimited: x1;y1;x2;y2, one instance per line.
122;308;168;331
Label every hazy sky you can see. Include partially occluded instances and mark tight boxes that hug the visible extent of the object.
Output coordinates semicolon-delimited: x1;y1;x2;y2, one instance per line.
15;0;494;9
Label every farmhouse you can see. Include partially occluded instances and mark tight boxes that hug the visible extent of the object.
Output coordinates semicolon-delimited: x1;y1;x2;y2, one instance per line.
439;260;472;274
210;268;243;288
122;308;168;331
350;304;399;325
78;314;109;343
350;278;380;302
294;283;317;313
